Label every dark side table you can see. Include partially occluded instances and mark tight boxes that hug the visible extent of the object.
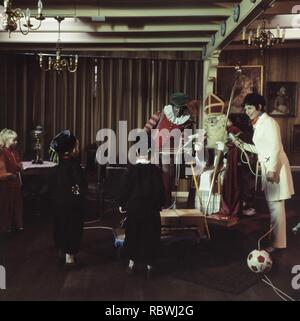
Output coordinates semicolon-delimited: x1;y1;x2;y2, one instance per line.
21;161;56;216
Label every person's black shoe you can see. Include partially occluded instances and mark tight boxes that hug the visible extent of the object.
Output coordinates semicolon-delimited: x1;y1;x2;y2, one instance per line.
64;259;78;267
64;254;78;267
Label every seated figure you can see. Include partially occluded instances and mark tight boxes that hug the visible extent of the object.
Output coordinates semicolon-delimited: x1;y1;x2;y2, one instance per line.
195;94;227;215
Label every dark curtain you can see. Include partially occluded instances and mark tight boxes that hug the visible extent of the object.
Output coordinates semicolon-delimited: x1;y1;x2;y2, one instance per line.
0;54;202;163
0;54;95;162
95;58;202;132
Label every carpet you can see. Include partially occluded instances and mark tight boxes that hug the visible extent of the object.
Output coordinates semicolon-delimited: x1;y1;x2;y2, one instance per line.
171;242;261;295
173;259;261;295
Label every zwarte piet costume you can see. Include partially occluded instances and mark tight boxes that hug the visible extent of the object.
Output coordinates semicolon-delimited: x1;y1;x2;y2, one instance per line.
119;160;165;266
144;92;193;207
50;130;87;257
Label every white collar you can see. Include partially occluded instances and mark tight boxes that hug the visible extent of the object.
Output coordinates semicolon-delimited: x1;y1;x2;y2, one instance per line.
163;105;190;125
253;112;267;129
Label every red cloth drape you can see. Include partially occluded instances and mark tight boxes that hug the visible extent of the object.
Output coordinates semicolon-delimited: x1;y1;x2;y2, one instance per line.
220;126;244;217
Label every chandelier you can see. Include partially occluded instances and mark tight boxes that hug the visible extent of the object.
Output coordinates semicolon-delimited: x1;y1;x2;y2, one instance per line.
242;16;285;53
38;16;78;73
2;0;45;36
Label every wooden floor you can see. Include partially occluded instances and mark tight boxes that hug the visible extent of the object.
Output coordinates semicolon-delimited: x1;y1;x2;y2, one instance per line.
0;196;300;301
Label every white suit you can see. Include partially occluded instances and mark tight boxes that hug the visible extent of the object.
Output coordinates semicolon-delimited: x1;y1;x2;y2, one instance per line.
242;113;294;248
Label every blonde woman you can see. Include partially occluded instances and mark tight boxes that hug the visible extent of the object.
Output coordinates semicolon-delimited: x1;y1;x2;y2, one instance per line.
0;129;23;234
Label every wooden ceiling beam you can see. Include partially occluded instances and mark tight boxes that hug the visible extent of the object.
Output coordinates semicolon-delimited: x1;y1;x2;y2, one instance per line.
13;0;241;7
0;43;204;51
0;32;210;44
0;18;220;33
204;0;276;58
35;7;232;19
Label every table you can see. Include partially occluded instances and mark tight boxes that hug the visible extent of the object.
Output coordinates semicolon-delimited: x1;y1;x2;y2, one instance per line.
22;161;56;172
21;161;56;216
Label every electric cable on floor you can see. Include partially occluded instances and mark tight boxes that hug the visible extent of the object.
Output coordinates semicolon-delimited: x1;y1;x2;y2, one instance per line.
254;222;296;301
262;274;295;301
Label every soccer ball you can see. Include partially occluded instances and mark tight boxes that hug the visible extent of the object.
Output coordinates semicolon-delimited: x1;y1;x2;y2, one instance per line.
247;249;273;274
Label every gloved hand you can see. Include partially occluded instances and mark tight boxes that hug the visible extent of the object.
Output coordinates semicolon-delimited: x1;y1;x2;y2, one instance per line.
216;141;225;152
194;141;204;151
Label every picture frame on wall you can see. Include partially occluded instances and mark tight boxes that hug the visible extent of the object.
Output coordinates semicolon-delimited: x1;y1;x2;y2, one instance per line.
291;124;300;152
267;82;297;117
216;65;263;113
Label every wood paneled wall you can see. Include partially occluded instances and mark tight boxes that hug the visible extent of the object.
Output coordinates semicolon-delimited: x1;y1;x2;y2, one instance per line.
220;48;300;166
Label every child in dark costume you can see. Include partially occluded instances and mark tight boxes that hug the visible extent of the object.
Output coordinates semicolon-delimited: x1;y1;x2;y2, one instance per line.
49;130;87;265
118;153;165;277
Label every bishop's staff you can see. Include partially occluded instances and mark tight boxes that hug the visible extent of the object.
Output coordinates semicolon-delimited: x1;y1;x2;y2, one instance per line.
203;65;242;238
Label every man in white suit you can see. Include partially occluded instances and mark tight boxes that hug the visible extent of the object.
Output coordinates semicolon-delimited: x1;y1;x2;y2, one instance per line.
231;93;294;252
